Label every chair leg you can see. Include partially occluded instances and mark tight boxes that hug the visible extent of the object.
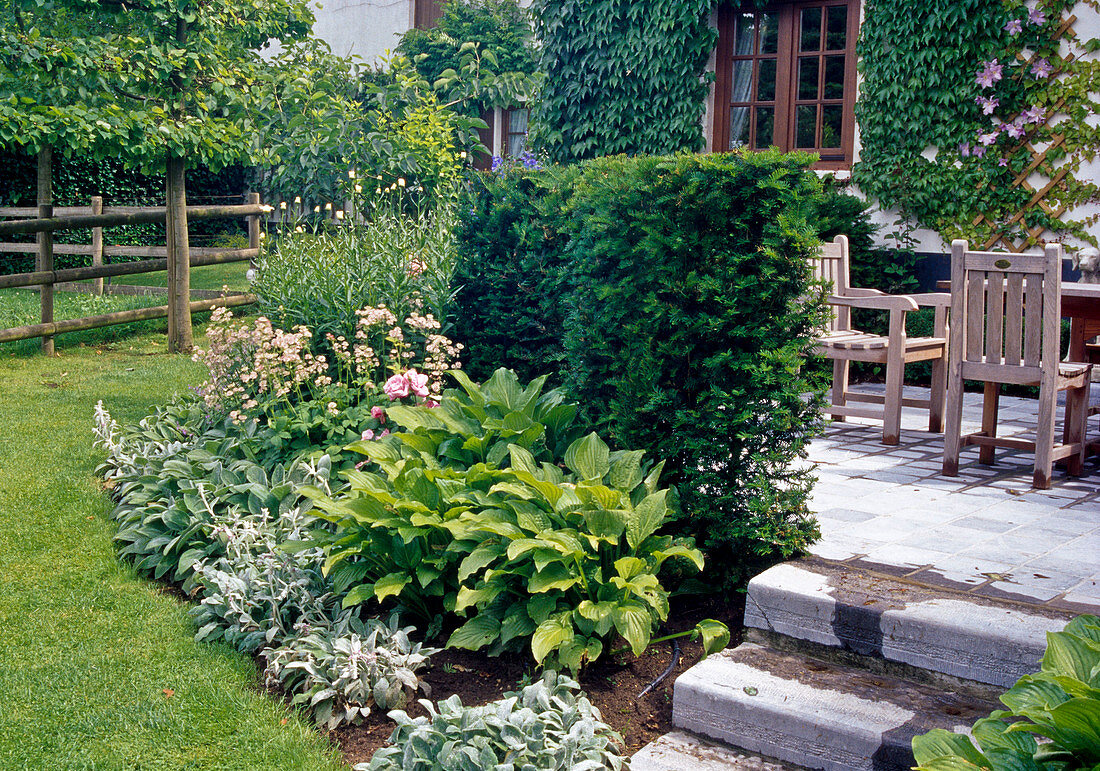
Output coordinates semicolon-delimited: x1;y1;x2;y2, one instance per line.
928;354;946;434
942;375;965;477
883;356;904;446
831;359;849;422
1064;379;1090;477
1033;382;1057;490
978;382;1000;465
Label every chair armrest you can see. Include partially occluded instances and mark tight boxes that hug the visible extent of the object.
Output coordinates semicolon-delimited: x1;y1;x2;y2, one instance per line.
905;292;951;308
843;287;887;298
828;294;919;312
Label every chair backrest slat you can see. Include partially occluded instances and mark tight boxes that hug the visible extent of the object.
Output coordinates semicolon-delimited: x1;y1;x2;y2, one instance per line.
1004;272;1024;365
810;236;850;332
950;240;1063;382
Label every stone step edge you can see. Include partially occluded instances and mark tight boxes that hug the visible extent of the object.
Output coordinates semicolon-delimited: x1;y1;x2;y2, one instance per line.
672;642;998;771
631;730;802;771
743;560;1069;689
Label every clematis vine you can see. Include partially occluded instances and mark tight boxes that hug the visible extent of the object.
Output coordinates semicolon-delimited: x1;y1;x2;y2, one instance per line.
1005;18;1023;34
1031;58;1053;78
976;95;1000;115
1028;7;1046;25
976;59;1004;88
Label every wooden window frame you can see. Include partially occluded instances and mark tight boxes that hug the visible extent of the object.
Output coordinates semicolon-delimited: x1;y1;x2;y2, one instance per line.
713;0;860;170
503;107;530;158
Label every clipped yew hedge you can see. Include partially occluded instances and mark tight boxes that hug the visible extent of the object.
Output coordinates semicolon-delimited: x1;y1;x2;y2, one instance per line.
451;151;828;587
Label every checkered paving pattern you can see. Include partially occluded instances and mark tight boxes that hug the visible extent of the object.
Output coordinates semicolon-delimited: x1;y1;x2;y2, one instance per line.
803;385;1099;614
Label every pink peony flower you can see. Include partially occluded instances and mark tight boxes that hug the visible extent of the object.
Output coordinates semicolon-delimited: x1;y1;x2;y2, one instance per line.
425;399;440;408
405;369;430;398
371;405;386;423
384;373;410;400
380;429;390;437
362;429;375;441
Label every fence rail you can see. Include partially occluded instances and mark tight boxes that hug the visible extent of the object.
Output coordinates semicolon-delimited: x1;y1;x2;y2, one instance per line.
0;191;263;351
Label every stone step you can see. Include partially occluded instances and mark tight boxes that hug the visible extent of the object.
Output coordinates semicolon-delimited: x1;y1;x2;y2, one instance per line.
743;560;1074;689
631;731;800;771
672;642;998;771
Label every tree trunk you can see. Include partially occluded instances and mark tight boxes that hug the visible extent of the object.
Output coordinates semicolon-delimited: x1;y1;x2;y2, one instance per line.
166;155;192;352
37;146;54;355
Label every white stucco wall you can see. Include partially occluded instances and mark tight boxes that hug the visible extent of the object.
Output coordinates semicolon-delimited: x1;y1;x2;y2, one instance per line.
310;0;414;64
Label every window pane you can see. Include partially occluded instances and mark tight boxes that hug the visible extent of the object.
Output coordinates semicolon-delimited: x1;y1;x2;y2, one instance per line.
798;57;819;100
821;105;843;148
823;55;846;99
730;106;751;149
754;107;774;148
796;104;817;148
507;133;527;157
509;108;529;133
826;5;848;50
800;7;822;52
733;12;755;56
757;58;777;102
731;60;754;103
759;12;779;54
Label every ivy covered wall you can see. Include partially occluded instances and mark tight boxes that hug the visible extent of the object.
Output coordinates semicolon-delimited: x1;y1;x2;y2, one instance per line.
529;0;717;162
853;0;1100;251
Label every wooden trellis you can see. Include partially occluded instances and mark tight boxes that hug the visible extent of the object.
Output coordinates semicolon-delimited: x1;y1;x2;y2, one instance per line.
971;14;1079;253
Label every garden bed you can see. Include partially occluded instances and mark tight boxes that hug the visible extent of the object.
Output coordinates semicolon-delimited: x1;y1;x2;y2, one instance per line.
330;594;744;764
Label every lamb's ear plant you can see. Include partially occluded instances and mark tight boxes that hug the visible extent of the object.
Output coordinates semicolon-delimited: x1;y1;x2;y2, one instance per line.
359;670;626;771
912;614;1100;770
264;612;438;730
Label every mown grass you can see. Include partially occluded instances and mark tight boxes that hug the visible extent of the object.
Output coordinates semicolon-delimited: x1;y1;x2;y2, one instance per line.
103;261;251;292
0;326;346;770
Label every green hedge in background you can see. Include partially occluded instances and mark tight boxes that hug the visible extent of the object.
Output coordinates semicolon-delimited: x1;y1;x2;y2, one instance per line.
451;151;828;588
0;151;248;275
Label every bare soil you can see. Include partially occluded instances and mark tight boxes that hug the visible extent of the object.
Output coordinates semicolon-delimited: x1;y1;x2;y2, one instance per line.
332;594;745;767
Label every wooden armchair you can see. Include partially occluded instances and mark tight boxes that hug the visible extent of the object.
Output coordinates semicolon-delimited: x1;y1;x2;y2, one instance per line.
941;241;1092;489
811;235;950;445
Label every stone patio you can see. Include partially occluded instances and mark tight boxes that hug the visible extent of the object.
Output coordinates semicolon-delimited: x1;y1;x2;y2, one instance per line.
803;384;1099;614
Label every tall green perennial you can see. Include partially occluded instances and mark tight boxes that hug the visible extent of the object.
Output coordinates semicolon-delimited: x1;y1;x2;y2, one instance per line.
529;0;716;162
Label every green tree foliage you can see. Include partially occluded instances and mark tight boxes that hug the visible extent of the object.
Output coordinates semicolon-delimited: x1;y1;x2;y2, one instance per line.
528;0;715;162
0;0;314;172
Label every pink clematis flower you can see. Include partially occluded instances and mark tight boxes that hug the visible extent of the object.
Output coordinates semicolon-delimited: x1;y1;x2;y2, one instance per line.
979;130;1000;146
976;59;1004;89
1028;7;1046;25
383;373;410;400
1031;58;1053;78
976;95;1000;115
1005;18;1023;34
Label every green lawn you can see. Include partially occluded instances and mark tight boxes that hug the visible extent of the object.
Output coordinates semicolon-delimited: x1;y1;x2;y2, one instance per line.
0;328;346;770
103;260;252;292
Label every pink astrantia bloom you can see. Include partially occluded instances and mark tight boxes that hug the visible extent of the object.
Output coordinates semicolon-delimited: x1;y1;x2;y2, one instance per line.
1031;58;1053;78
383;373;410;400
976;95;1000;114
1005;18;1023;34
370;405;386;423
976;59;1004;88
405;369;430;398
1028;7;1046;25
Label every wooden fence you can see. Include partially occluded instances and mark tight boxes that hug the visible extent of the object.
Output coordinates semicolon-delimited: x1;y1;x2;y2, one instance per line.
0;193;264;351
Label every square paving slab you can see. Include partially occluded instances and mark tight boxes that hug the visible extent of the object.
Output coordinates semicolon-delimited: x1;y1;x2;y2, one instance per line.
804;385;1099;614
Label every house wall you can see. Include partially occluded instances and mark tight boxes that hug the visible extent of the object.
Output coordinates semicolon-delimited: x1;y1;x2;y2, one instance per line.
308;0;414;63
704;1;1100;257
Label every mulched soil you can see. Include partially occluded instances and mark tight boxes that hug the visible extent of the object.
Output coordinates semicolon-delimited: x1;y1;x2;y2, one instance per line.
331;593;745;767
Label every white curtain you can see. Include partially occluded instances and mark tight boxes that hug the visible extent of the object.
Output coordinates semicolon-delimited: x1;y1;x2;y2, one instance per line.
729;14;756;147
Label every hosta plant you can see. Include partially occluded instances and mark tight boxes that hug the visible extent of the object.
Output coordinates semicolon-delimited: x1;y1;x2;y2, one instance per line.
913;614;1100;770
264;612;438;730
307;369;729;671
359;671;625;771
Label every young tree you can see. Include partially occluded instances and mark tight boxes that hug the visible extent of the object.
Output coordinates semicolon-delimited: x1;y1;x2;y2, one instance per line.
0;0;314;351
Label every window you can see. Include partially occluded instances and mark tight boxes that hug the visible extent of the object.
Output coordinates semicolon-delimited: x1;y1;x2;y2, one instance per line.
503;108;529;158
713;1;859;169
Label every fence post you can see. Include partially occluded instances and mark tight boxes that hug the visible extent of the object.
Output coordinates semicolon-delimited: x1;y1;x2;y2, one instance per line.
166;155;192;353
247;191;260;266
37;146;54;356
90;196;104;296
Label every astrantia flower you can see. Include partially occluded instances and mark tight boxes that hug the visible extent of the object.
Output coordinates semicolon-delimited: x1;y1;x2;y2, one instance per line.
1028;7;1046;25
1031;58;1053;78
1005;18;1022;34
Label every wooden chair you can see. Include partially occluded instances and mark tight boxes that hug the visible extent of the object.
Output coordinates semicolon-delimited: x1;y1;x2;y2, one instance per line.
941;240;1092;489
811;235;950;445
